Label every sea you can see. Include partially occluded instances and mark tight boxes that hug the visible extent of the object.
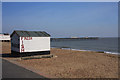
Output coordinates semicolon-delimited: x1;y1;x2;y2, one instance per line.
51;38;119;55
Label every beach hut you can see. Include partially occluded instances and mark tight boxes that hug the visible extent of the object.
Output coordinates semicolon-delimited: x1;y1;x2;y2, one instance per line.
0;33;10;42
11;30;50;55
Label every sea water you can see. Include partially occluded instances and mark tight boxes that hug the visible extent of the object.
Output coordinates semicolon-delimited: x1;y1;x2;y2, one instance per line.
51;38;119;54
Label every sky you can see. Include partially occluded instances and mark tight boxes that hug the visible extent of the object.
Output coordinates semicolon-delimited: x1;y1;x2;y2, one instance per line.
2;2;118;38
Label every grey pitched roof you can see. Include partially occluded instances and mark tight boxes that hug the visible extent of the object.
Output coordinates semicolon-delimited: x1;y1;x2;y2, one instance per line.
11;30;50;37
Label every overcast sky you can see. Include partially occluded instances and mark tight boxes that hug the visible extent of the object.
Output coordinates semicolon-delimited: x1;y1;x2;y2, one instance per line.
2;2;118;38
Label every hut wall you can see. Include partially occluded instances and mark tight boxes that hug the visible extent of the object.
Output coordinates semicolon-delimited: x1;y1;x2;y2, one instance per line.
20;37;50;53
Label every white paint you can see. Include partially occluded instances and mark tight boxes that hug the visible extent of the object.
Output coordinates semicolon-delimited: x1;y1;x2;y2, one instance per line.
20;37;50;53
0;34;10;40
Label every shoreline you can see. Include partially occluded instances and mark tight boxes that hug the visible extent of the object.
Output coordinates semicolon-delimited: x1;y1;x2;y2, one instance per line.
51;47;119;55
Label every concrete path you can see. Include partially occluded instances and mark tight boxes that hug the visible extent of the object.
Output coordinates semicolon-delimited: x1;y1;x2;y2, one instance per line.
2;59;45;78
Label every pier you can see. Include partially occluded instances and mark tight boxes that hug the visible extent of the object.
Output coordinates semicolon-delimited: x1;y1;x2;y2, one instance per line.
51;37;99;41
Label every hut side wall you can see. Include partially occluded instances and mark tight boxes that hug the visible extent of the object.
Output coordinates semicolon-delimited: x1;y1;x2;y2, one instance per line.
20;37;50;53
11;33;20;52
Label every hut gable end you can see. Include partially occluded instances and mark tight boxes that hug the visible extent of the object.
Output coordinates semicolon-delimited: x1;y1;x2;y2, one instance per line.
11;33;20;52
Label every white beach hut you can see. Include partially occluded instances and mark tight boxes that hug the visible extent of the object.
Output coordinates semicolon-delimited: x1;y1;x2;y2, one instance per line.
11;30;50;55
0;33;10;42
